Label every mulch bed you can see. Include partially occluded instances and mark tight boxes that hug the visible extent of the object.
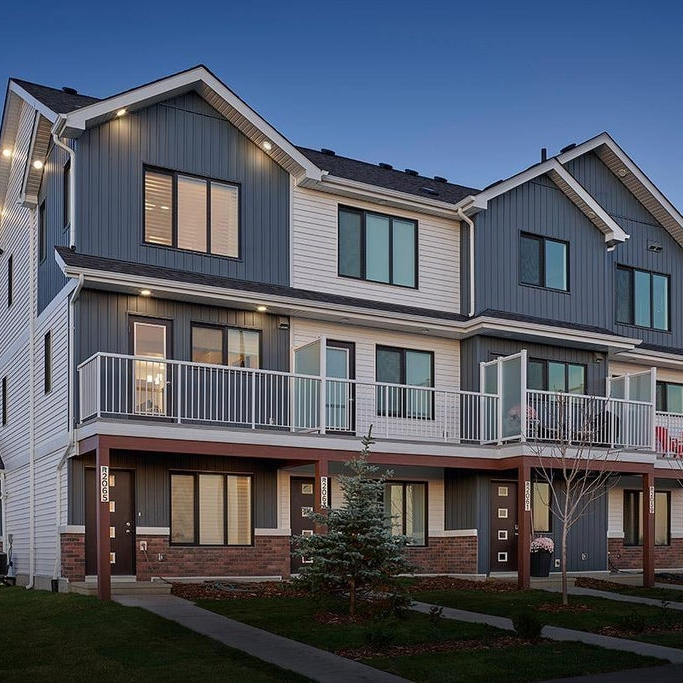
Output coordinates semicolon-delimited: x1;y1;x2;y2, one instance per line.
655;573;683;586
574;577;635;593
408;576;519;593
599;623;683;638
336;635;537;660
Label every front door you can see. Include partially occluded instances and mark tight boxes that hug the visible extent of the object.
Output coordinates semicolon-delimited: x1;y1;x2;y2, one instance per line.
290;477;315;573
85;468;136;576
326;341;355;432
129;317;172;416
489;481;518;572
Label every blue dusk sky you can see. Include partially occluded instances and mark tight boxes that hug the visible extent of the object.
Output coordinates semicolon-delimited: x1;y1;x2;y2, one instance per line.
2;0;683;206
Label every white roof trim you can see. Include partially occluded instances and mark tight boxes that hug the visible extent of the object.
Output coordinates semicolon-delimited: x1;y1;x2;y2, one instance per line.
466;159;628;245
8;81;58;123
61;66;323;182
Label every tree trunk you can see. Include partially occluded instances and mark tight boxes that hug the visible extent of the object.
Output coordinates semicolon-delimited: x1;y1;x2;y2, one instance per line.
349;577;356;617
562;490;570;606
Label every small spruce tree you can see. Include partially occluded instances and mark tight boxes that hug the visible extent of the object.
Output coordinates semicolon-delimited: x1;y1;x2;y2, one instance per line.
294;428;413;616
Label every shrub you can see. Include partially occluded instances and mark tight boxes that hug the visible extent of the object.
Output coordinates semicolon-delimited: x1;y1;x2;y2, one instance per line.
363;617;398;649
512;611;543;639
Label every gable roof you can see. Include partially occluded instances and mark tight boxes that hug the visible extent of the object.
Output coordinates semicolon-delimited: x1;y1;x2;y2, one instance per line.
10;79;100;113
298;147;478;205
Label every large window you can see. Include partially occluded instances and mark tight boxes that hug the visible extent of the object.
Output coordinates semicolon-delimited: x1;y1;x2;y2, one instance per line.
170;473;252;546
338;206;417;288
191;325;260;368
527;359;586;394
520;233;568;291
384;482;427;546
144;168;239;258
656;381;683;414
623;490;670;546
616;266;669;330
376;346;434;418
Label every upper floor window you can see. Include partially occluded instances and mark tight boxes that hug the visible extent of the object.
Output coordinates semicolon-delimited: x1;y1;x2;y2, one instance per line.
6;255;12;308
63;160;71;231
616;266;669;331
338;206;417;288
520;233;568;291
656;381;683;414
376;346;433;418
1;376;7;426
39;201;47;263
191;325;260;368
144;168;239;258
527;359;586;394
44;331;52;394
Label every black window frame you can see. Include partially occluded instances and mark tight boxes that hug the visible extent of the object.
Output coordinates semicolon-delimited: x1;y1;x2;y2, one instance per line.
44;330;52;394
39;200;47;264
384;480;428;546
527;358;587;394
143;166;241;259
623;489;670;547
656;381;683;413
615;265;670;331
191;323;262;369
519;231;570;292
7;255;12;308
63;159;71;232
1;376;6;426
376;345;435;419
169;471;254;547
338;205;418;289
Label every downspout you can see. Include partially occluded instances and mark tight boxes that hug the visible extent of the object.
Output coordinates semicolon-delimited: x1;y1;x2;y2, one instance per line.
51;117;76;250
52;274;84;584
457;206;476;317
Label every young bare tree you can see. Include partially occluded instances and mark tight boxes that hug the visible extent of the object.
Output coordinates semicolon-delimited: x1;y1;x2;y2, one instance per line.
529;394;621;605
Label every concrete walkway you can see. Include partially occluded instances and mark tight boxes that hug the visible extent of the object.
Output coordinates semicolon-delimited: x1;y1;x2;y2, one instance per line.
116;595;409;683
537;663;683;683
411;601;683;663
541;585;683;610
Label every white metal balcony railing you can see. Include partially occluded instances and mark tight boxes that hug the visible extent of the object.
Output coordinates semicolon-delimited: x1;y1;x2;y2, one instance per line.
77;352;666;451
77;353;500;444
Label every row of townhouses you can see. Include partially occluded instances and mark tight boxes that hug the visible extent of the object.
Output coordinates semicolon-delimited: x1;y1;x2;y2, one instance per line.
0;65;681;594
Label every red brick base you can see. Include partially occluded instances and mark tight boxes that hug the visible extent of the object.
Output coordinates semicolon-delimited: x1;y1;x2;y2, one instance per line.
135;535;292;580
405;535;478;574
61;533;86;582
608;538;683;571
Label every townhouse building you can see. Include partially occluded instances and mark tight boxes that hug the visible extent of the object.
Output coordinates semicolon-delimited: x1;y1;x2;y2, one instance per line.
0;66;681;596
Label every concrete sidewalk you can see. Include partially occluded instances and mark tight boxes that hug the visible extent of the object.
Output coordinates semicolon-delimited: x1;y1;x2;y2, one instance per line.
116;595;409;683
411;601;683;664
541;585;683;610
538;663;683;683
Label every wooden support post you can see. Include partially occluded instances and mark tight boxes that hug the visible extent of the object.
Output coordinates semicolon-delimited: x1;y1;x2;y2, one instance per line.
96;444;111;601
314;459;330;533
642;469;655;588
517;459;532;590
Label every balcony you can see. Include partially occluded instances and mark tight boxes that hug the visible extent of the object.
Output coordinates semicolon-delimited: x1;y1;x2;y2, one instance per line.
77;352;664;452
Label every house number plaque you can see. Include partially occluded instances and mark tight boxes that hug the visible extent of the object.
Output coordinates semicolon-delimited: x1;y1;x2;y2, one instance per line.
100;466;110;503
649;485;655;514
524;481;531;512
320;476;329;508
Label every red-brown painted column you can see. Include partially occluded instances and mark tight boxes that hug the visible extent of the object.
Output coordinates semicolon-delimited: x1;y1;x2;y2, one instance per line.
517;458;532;589
96;444;111;601
314;459;330;532
642;469;655;588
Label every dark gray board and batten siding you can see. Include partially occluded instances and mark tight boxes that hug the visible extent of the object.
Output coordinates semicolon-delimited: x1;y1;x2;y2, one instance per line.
69;452;279;529
75;92;290;282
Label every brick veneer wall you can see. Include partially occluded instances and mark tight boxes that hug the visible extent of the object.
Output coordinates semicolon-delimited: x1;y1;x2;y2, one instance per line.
135;535;292;580
405;536;478;574
61;533;86;582
608;538;683;570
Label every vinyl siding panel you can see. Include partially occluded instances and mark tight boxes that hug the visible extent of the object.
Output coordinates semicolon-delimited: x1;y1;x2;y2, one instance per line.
76;93;290;285
292;185;460;313
3;464;30;575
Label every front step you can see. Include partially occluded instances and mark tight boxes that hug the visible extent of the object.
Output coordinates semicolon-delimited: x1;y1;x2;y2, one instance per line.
68;580;172;596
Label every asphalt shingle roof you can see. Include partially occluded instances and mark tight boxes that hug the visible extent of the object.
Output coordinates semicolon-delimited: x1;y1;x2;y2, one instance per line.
297;147;478;205
11;79;100;113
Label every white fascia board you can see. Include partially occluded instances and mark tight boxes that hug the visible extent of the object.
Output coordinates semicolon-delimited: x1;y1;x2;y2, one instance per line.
8;81;58;123
469;158;628;244
62;66;323;183
307;173;463;219
461;316;640;352
615;348;683;370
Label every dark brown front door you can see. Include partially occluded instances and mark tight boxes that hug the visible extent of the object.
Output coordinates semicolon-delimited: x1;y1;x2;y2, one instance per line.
489;481;518;572
290;477;315;573
85;469;135;576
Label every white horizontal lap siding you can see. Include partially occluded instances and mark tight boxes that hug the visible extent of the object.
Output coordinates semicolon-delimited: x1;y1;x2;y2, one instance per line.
607;487;624;537
33;448;60;576
292;186;460;313
292;319;460;441
609;361;683;385
33;297;69;446
672;489;683;537
4;464;30;574
0;349;31;470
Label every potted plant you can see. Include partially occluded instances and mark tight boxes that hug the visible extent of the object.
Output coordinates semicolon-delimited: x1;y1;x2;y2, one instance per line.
530;536;554;577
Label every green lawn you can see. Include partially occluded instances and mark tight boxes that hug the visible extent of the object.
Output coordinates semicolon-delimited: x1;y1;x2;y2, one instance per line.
412;588;683;648
0;587;309;683
199;595;665;682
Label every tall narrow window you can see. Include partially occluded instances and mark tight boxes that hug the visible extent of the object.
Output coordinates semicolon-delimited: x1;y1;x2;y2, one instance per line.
532;482;551;532
44;331;52;393
1;376;6;426
63;160;71;230
39;201;47;263
519;233;568;291
624;490;670;546
615;266;669;330
384;482;427;545
7;256;12;308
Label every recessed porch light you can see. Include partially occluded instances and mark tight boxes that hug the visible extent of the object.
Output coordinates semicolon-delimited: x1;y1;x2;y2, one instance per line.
116;108;127;117
140;289;152;297
32;160;44;170
262;140;272;151
257;305;268;312
2;148;11;158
